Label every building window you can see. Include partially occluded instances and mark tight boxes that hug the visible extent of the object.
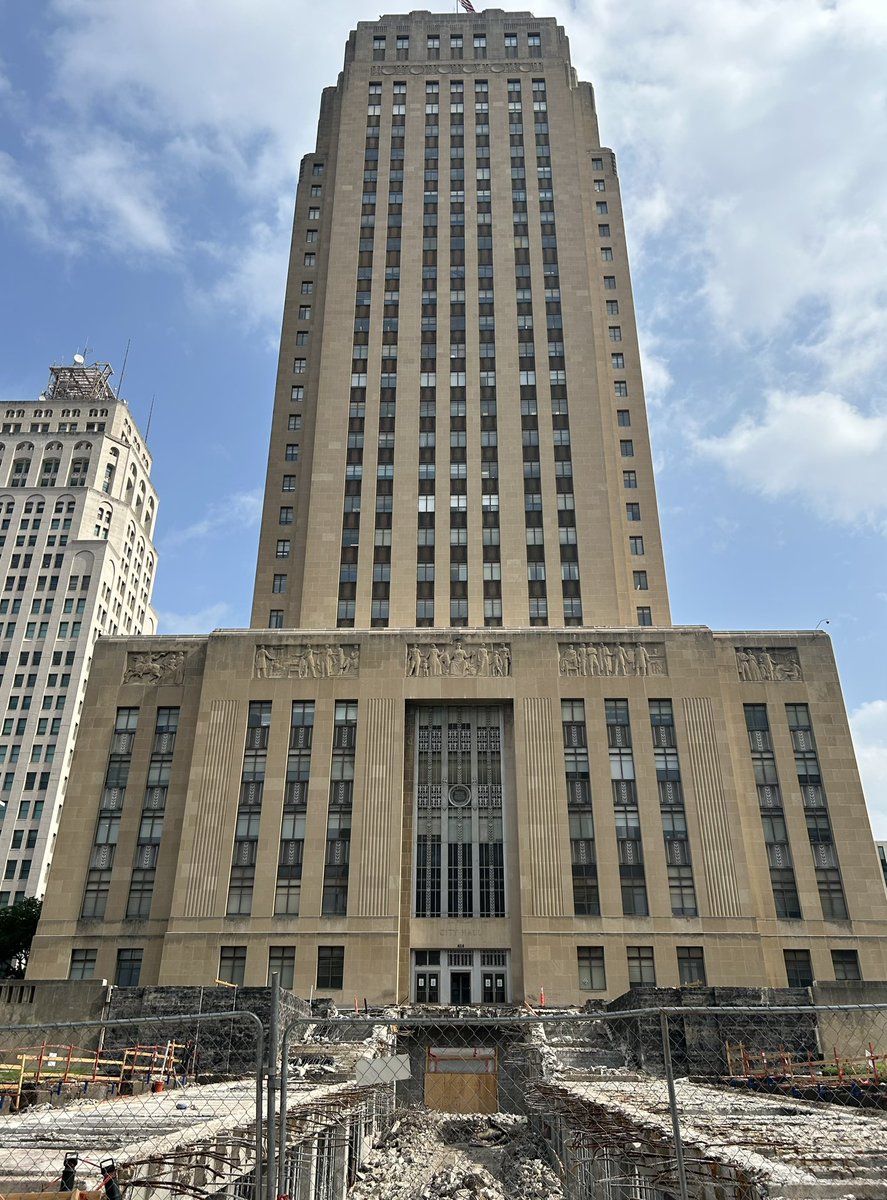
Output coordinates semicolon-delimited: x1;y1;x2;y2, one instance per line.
627;946;656;988
633;571;648;590
623;471;637;489
617;409;631;426
637;607;652;626
272;574;287;593
317;945;344;990
611;353;625;368
831;949;861;980
603;275;616;288
615;381;629;397
69;948;96;980
269;610;284;629
629;536;644;555
601;247;614;261
578;947;606;991
279;507;293;524
219;946;247;986
276;540;291;558
293;359;306;374
784;949;814;988
114;948;143;987
620;440;634;457
677;947;706;986
268;946;295;990
298;306;311;320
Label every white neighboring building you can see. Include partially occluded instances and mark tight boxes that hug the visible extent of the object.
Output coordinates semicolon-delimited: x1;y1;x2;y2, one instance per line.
0;359;158;904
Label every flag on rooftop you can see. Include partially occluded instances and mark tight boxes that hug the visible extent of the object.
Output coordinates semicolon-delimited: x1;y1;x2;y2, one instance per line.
458;0;476;12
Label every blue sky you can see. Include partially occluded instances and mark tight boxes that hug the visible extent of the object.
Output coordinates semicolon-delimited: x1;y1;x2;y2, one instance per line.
2;0;887;831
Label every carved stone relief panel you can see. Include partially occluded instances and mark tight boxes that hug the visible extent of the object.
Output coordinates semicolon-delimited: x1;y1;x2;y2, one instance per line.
254;643;360;679
735;647;801;683
558;642;666;678
405;641;511;678
123;650;188;686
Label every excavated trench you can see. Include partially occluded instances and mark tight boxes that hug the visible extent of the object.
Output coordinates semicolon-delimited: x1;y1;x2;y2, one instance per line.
350;1110;563;1200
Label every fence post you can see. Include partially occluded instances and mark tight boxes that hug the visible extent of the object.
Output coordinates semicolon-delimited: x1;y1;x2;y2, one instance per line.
278;1023;291;1200
255;1021;265;1200
659;1010;690;1200
267;972;280;1200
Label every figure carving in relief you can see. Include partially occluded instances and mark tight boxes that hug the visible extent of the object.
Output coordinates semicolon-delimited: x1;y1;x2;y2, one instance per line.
558;642;666;678
735;647;801;683
124;650;186;685
405;641;512;678
253;643;360;679
560;645;580;676
254;645;277;678
450;644;470;676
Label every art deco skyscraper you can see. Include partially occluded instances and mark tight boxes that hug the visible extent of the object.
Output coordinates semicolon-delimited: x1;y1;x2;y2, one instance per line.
28;13;887;1003
251;11;669;633
0;361;158;907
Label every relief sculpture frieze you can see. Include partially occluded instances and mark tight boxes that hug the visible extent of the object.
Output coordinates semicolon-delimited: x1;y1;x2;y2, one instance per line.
254;643;359;679
735;647;801;683
558;641;666;677
406;641;511;678
123;650;188;686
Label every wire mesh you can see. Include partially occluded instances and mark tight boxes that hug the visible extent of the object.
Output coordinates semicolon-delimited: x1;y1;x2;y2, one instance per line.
3;1002;887;1198
0;1009;263;1199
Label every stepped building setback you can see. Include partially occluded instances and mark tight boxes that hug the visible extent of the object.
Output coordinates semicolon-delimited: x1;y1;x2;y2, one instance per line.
27;11;887;1001
0;361;157;905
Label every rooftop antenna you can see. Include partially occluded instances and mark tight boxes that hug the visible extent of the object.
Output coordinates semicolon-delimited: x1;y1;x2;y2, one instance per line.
73;354;85;366
145;393;156;442
116;337;132;400
815;618;830;630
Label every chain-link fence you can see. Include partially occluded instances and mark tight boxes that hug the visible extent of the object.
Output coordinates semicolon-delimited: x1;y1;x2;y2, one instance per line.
4;999;887;1198
0;1008;264;1198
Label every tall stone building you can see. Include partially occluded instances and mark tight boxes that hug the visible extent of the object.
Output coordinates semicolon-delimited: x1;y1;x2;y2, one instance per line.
0;360;158;906
28;12;887;1001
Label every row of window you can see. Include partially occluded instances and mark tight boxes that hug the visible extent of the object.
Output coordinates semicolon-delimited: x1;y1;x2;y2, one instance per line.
371;30;543;60
67;941;864;991
70;943;344;991
579;945;861;990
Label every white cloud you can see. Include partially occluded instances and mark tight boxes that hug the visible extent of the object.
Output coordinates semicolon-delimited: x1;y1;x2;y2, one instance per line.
0;151;54;247
161;489;263;550
694;390;887;524
850;700;887;839
155;601;232;636
553;0;887;396
37;130;177;257
197;204;291;330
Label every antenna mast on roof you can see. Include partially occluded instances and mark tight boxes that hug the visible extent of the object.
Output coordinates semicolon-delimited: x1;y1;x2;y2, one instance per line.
117;337;132;400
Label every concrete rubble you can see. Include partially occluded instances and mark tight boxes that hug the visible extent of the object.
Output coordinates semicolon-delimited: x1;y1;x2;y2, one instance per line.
350;1111;562;1200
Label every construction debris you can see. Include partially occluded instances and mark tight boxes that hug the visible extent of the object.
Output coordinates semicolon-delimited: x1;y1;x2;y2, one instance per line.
349;1110;562;1200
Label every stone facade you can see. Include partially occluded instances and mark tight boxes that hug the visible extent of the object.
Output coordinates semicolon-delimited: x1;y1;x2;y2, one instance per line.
27;625;887;1003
